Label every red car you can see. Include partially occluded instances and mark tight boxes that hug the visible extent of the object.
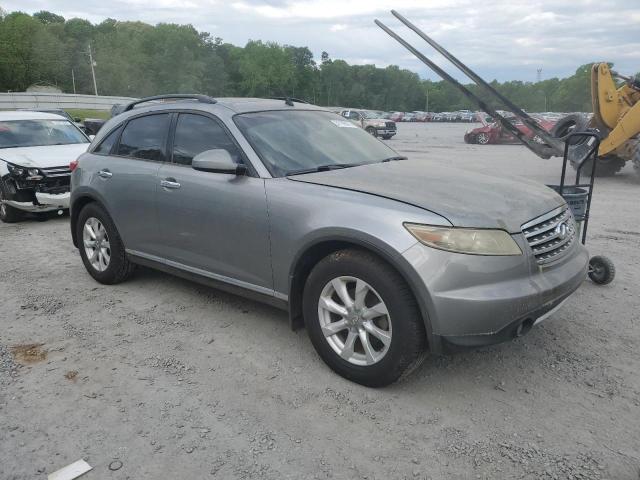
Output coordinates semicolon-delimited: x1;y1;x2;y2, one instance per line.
464;114;555;145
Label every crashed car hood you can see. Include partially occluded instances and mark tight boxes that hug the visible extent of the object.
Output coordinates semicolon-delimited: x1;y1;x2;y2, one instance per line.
0;143;89;169
288;159;565;233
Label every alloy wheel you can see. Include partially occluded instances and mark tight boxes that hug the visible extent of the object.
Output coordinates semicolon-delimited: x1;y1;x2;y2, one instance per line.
317;276;392;366
83;217;111;272
477;132;490;144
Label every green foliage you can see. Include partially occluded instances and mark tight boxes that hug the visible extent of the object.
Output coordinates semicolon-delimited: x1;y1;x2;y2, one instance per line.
0;10;605;112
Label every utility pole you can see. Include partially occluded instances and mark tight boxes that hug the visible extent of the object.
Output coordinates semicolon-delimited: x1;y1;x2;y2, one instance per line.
425;88;429;112
87;43;98;96
71;69;76;94
536;68;542;83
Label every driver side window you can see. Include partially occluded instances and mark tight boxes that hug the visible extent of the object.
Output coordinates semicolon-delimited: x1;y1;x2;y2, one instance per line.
172;113;241;166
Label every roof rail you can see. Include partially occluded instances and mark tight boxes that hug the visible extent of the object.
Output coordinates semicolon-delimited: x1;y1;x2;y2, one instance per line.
270;96;310;105
123;94;217;112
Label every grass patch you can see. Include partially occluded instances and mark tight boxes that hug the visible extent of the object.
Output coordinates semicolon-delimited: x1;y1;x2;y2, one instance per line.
65;109;110;121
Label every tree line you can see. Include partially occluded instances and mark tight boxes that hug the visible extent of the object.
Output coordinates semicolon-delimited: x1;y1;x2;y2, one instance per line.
0;10;630;113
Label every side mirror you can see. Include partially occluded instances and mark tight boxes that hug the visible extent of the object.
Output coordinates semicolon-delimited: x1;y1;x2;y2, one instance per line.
192;149;246;175
74;117;82;122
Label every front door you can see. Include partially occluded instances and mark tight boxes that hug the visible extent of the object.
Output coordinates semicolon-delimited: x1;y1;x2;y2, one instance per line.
156;112;272;291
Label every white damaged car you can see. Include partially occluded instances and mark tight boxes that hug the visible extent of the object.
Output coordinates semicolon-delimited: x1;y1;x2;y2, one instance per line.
0;111;90;222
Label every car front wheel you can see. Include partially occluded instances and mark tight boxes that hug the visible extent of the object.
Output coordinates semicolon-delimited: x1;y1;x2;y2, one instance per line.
303;249;426;387
0;181;24;223
77;202;135;284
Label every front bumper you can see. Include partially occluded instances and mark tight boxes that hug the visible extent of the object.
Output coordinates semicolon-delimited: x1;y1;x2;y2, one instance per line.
6;192;70;212
402;235;588;349
376;129;396;136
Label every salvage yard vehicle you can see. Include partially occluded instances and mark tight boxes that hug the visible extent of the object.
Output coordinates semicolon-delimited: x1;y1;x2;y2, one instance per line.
464;114;554;145
340;109;397;139
71;94;590;387
376;10;640;177
0;111;90;223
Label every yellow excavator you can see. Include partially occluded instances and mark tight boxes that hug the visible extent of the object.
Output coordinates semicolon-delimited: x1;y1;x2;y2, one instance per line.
376;11;640;177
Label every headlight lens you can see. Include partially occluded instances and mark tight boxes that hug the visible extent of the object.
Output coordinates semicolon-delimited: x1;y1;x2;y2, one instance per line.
404;223;522;256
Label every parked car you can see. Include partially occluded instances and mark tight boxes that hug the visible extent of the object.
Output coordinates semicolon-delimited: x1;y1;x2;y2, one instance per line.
457;110;475;122
340;109;397;139
389;111;404;122
70;95;588;387
0;111;90;222
464;114;555;145
431;112;444;122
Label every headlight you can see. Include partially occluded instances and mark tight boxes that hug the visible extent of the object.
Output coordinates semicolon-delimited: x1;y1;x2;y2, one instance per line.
7;163;43;180
404;223;522;256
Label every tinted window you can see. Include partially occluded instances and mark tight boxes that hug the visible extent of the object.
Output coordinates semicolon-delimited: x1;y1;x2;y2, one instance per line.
116;114;170;161
93;125;123;155
172;114;241;166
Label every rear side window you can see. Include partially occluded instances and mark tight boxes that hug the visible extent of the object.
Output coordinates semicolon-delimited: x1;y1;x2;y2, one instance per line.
172;113;241;166
93;125;122;155
117;114;170;161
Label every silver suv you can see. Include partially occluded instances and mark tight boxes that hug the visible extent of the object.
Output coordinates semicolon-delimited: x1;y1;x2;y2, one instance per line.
70;95;588;387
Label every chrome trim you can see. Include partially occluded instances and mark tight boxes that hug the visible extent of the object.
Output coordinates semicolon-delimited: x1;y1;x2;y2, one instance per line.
521;205;565;231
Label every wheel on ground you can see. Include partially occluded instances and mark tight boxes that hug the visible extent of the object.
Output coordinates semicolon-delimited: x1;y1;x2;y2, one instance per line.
381;135;392;140
570;155;626;177
365;127;377;137
303;249;426;387
588;255;615;285
0;180;24;223
632;141;640;177
76;202;135;284
476;132;490;145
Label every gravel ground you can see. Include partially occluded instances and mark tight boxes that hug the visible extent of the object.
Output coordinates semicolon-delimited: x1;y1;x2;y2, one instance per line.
1;122;639;479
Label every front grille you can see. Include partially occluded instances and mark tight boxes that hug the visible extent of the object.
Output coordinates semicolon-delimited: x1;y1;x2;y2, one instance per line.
385;122;396;129
41;166;71;178
521;207;577;265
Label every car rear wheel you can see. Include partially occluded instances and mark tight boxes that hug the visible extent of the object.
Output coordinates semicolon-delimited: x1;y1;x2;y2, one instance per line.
476;132;490;144
303;249;426;387
0;181;23;223
365;127;377;137
77;202;135;284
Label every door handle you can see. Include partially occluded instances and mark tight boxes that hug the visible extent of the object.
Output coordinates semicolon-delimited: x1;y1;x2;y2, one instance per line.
98;169;112;179
160;179;181;189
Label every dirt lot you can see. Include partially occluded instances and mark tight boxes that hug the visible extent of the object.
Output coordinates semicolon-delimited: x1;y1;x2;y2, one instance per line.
1;122;639;479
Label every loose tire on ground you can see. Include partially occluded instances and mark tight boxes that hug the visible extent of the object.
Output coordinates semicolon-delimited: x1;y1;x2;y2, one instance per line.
302;249;426;387
76;202;135;285
0;180;24;223
588;255;615;285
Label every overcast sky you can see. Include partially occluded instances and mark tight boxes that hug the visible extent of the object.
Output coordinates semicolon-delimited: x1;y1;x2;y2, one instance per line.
4;0;640;82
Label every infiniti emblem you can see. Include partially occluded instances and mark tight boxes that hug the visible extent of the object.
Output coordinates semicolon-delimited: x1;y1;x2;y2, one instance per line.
555;221;569;240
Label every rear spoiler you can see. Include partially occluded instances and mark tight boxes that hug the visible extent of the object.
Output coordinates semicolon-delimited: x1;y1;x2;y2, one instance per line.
375;11;566;159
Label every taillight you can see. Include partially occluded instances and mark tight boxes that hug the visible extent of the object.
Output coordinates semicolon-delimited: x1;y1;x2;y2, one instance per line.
70;159;79;172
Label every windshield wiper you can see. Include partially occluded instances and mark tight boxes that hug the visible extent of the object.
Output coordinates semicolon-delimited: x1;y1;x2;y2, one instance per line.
286;163;359;176
380;155;408;162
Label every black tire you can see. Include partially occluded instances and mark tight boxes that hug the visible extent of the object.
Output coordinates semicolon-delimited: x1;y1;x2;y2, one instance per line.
76;202;135;284
632;141;640;177
0;180;24;223
381;135;392;140
550;113;590;145
570;154;626;177
365;127;377;137
588;255;615;285
303;249;426;387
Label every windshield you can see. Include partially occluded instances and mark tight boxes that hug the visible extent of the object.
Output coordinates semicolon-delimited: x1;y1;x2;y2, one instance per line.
0;119;89;148
235;110;398;177
361;111;381;119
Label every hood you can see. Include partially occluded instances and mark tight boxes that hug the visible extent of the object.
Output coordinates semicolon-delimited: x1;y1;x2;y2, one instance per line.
0;143;89;169
288;160;565;233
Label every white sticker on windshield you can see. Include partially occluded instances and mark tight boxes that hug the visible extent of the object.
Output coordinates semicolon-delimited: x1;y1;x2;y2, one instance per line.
330;120;357;128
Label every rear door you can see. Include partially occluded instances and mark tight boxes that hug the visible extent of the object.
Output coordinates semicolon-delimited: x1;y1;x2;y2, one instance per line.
90;113;170;257
156;112;272;291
